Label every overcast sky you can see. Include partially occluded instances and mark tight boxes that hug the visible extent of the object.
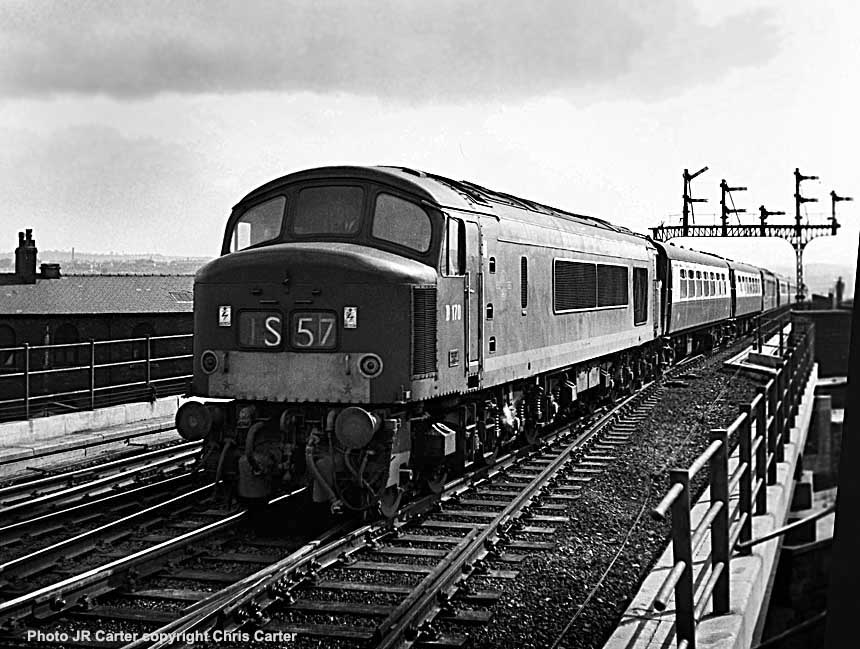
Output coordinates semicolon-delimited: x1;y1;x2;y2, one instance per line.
0;0;857;279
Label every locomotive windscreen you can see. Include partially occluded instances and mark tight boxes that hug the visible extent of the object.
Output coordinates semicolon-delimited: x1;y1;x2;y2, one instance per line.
230;196;286;252
293;186;363;235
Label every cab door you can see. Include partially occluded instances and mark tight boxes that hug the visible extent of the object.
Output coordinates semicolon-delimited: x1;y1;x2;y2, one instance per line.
464;221;482;383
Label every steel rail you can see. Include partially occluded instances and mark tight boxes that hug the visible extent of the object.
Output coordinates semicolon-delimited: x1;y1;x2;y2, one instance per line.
0;472;195;541
0;440;198;500
0;446;200;518
0;486;306;626
0;482;217;579
373;386;649;649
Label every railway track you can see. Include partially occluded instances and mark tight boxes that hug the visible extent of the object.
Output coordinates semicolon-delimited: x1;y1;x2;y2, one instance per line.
0;356;707;648
117;361;703;649
0;484;327;647
0;442;202;518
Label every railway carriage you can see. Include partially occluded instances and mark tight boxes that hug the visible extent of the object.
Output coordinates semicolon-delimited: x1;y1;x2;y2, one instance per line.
776;274;793;308
178;165;791;513
761;268;779;313
728;259;763;321
655;243;732;352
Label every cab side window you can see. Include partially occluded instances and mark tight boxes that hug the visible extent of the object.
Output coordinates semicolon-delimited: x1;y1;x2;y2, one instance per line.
443;217;465;276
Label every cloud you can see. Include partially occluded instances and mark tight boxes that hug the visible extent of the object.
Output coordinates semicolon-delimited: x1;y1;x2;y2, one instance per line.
0;125;226;255
0;0;779;102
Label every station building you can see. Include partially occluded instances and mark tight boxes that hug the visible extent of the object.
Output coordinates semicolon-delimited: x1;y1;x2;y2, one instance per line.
0;230;194;415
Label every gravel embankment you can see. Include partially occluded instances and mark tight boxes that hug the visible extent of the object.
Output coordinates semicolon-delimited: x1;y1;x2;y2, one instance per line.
466;351;763;649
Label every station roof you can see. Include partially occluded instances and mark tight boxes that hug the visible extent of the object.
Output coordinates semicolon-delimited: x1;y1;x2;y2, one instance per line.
0;275;194;315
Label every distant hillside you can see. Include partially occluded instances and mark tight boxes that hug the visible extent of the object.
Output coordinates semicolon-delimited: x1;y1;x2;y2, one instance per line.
0;249;212;275
766;262;855;297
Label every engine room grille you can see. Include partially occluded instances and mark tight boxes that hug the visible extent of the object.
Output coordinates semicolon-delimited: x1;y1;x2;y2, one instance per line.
554;260;597;310
412;287;437;377
554;260;629;311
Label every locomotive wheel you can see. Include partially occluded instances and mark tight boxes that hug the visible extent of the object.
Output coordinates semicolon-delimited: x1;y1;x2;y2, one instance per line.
481;441;501;467
523;422;540;445
379;486;402;519
426;467;448;494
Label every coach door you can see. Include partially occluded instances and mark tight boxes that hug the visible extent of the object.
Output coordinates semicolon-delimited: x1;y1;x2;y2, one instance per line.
464;221;482;382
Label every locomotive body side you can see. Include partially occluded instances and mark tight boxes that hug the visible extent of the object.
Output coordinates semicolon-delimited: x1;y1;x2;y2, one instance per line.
478;208;658;389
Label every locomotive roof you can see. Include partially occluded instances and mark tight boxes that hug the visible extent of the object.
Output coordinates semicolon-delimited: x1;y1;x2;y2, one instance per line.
239;165;648;243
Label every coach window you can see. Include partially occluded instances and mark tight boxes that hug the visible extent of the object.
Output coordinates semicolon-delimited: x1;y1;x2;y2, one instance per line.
443;217;465;275
695;271;702;297
704;273;710;296
488;256;496;273
230;196;286;252
680;269;687;298
486;303;494;320
372;193;431;253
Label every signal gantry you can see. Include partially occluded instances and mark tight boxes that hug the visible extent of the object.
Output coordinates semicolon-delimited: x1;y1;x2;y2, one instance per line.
650;167;852;302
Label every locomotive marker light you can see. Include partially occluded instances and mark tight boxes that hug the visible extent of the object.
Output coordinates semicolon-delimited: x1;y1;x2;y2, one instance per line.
335;406;381;449
200;349;219;374
358;353;383;378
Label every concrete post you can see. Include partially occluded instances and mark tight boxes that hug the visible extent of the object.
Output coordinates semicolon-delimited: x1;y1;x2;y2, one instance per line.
814;395;833;483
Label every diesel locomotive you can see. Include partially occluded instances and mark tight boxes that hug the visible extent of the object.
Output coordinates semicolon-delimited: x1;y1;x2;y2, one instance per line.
176;166;793;514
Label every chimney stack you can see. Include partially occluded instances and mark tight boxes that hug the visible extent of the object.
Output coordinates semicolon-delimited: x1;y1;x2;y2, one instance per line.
836;276;845;308
14;229;37;284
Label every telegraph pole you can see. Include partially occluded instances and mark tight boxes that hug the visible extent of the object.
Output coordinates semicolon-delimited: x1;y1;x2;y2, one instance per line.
682;166;708;236
650;168;847;305
759;206;785;237
831;191;853;235
793;168;819;302
720;179;747;237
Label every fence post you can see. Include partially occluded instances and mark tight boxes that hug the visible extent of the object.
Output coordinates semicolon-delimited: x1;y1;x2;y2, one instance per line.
738;407;753;554
709;429;730;614
779;326;784;356
775;366;786;464
756;316;762;352
755;394;768;514
145;335;152;388
670;468;695;648
89;338;96;410
765;382;777;485
24;342;30;420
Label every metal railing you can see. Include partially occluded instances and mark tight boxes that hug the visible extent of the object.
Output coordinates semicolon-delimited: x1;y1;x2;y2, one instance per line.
0;334;192;421
650;318;814;649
